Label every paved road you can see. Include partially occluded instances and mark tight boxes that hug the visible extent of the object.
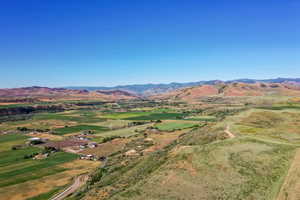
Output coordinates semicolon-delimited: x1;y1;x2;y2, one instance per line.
50;174;88;200
50;159;106;200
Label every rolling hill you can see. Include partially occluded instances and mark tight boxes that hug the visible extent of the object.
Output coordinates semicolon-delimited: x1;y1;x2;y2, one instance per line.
152;82;300;101
66;78;300;96
0;87;138;102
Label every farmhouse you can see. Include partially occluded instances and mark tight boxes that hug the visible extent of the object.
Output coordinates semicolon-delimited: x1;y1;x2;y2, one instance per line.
80;154;98;161
27;137;47;145
88;142;98;148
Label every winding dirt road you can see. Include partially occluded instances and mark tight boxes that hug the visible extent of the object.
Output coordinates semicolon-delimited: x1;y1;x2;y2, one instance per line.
224;125;235;138
50;174;88;200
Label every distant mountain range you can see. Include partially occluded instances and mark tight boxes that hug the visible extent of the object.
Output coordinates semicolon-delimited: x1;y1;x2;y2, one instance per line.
0;87;137;101
152;81;300;102
66;78;300;96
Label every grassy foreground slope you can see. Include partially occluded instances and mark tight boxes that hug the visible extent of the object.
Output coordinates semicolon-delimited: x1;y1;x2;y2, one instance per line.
113;138;294;200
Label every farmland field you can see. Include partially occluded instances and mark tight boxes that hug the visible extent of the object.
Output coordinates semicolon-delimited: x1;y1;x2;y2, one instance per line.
101;112;187;120
154;121;199;131
0;149;78;187
0;134;29;152
184;115;217;122
94;123;153;138
53;125;109;135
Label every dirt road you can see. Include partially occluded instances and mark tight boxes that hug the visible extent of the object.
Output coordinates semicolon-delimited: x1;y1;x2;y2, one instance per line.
224;125;235;138
276;149;300;200
50;174;88;200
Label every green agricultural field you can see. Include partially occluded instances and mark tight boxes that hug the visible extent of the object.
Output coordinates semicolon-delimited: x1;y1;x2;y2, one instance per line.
0;133;28;144
0;104;32;109
53;125;109;135
92;120;129;130
101;112;187;120
33;112;104;123
0;148;78;187
125;113;187;120
154;122;199;131
0;134;29;152
94;124;152;138
101;112;153;120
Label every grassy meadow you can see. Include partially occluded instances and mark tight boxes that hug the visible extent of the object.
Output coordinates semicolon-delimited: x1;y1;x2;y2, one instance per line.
53;125;109;135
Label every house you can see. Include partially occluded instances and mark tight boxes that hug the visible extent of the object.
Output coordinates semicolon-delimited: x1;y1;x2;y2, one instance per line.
80;154;96;161
80;144;88;149
88;142;98;148
28;137;45;145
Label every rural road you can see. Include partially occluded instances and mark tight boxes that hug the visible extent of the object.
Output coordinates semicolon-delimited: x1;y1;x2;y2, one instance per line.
50;159;106;200
224;125;235;138
50;174;88;200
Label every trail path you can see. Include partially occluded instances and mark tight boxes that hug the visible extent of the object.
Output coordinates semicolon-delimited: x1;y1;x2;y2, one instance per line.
276;149;300;200
224;125;235;138
50;174;88;200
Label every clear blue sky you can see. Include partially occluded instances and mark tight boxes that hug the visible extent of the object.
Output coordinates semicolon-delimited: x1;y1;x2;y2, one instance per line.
1;0;299;88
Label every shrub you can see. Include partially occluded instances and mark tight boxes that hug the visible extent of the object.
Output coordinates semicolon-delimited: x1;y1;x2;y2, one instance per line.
17;127;29;131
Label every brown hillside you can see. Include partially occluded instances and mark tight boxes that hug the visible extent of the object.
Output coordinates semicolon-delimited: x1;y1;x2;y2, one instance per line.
0;87;138;102
152;82;300;101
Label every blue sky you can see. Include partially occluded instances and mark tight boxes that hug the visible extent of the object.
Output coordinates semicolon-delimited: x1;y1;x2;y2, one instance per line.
0;0;299;88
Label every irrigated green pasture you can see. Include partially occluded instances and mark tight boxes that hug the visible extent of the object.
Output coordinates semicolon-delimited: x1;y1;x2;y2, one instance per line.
94;124;152;138
53;125;109;135
0;134;29;152
101;112;187;120
154;121;199;131
33;112;105;123
0;147;77;187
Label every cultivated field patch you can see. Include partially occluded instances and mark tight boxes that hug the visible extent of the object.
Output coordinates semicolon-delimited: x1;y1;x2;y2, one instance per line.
154;121;199;131
53;125;109;135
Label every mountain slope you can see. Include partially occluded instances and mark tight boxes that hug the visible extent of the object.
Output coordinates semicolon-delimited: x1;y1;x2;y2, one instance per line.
66;78;300;96
0;87;138;102
152;82;300;101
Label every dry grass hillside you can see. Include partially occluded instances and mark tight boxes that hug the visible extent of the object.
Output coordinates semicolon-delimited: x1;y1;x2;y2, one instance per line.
0;87;138;102
152;82;300;102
